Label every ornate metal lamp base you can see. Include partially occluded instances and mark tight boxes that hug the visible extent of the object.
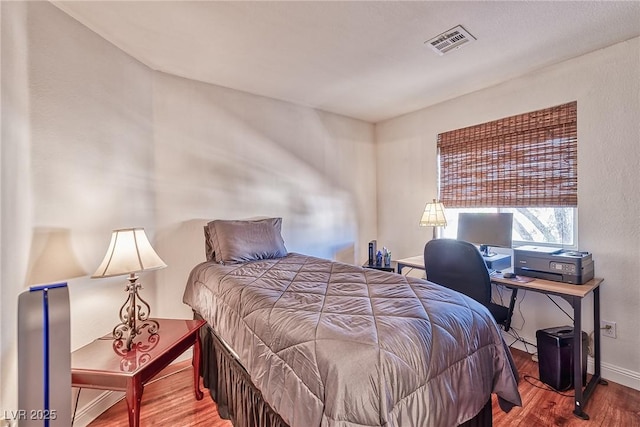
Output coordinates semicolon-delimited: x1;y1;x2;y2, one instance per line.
113;273;159;351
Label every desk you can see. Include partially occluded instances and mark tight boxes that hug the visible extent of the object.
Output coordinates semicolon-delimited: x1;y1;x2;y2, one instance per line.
397;255;606;420
396;256;425;274
71;318;205;427
492;275;605;420
397;255;511;272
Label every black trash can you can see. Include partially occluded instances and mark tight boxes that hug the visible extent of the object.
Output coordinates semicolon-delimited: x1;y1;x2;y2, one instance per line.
536;326;588;391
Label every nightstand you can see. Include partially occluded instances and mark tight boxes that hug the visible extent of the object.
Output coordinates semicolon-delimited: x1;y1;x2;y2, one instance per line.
71;318;205;427
362;263;396;273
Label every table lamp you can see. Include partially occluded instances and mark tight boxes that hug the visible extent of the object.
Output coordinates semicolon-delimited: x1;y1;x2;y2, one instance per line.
92;228;166;351
419;199;447;239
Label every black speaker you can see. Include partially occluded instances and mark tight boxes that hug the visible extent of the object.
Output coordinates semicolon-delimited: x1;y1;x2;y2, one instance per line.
536;326;588;391
368;240;377;266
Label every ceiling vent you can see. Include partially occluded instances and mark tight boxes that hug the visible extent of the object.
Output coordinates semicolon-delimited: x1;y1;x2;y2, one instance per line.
426;25;476;56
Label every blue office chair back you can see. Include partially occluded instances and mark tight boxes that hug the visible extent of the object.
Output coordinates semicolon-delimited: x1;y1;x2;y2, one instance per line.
424;238;491;306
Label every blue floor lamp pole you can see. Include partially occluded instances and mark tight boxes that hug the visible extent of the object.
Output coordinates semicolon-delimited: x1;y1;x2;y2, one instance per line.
18;283;71;426
36;283;66;427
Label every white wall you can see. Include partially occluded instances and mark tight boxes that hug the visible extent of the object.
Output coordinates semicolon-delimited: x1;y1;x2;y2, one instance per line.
1;1;31;414
2;0;157;415
376;37;640;389
151;72;376;319
0;0;377;417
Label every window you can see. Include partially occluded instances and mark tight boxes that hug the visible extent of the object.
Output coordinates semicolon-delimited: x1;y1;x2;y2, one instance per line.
438;102;578;248
441;207;576;247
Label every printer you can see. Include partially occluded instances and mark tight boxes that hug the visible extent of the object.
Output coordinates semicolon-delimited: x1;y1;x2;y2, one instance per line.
514;245;594;284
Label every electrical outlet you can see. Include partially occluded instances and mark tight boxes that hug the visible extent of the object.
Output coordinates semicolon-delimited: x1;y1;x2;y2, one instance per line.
601;320;617;338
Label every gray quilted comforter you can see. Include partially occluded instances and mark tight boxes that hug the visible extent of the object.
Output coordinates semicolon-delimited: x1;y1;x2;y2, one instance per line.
183;253;521;427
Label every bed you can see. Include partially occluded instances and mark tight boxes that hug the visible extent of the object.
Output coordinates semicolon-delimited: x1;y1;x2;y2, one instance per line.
183;218;522;427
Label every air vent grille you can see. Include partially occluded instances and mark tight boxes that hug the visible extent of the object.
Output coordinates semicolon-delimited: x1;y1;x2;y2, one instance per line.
426;25;476;56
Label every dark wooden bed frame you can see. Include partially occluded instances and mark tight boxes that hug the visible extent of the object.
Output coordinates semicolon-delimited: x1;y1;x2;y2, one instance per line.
194;311;493;427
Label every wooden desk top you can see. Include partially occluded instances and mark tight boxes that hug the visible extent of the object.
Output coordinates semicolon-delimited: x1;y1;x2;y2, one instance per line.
492;275;603;298
396;254;603;298
397;254;509;268
396;256;426;269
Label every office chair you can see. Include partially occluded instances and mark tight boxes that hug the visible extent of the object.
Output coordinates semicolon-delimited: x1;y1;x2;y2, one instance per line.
423;238;517;331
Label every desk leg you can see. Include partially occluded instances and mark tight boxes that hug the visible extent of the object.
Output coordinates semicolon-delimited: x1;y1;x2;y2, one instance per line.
192;332;204;400
594;286;601;378
126;377;143;427
571;297;588;420
504;288;518;332
591;288;608;393
397;263;404;275
593;287;607;385
565;288;606;420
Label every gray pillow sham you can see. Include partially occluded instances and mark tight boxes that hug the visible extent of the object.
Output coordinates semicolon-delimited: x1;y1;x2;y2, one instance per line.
205;218;287;264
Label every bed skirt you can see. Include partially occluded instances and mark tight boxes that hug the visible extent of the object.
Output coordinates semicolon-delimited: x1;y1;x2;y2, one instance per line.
194;311;492;427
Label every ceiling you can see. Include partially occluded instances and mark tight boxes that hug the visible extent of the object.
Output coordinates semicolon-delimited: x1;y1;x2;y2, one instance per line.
53;1;640;123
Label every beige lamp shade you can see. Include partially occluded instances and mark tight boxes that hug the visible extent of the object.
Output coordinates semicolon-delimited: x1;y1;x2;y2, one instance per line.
26;228;88;286
419;199;448;227
92;228;166;278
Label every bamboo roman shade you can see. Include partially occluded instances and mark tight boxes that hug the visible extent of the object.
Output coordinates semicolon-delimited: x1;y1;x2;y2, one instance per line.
438;101;577;208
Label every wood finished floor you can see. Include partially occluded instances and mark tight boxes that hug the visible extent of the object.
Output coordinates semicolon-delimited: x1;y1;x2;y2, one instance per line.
89;348;640;426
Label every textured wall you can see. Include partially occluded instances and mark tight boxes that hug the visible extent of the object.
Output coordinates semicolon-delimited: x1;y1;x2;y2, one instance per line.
2;0;157;415
151;72;376;319
1;1;31;414
376;37;640;389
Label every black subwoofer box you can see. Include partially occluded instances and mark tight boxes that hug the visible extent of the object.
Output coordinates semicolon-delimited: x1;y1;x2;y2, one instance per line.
536;326;588;391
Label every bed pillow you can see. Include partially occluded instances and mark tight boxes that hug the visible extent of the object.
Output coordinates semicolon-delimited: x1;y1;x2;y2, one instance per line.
204;225;215;261
206;218;287;264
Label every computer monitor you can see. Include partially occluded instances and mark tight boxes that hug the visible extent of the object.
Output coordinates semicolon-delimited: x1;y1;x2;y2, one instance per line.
457;213;514;257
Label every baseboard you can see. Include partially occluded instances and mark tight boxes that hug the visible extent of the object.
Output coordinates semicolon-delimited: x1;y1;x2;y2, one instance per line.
508;337;640;391
71;348;193;426
72;390;125;427
594;360;640;391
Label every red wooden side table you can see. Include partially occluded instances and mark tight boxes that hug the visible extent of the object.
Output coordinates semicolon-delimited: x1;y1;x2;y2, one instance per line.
71;318;205;427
